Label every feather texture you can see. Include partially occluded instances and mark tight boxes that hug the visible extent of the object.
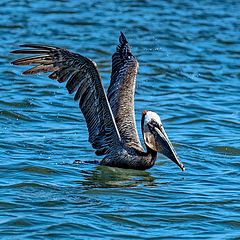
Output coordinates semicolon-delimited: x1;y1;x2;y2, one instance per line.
10;34;183;171
107;32;144;151
11;45;122;155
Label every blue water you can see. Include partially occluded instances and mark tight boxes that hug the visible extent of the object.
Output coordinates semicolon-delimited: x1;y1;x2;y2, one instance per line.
1;0;240;239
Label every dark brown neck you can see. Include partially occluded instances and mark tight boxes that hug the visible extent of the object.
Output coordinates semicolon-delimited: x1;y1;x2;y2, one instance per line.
136;145;157;170
146;145;157;162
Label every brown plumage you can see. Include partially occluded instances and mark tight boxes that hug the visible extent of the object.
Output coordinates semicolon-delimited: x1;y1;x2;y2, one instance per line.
108;33;143;152
11;32;185;171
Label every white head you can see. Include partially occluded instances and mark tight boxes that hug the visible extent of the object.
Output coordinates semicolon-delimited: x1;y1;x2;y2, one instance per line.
141;110;185;171
144;111;162;127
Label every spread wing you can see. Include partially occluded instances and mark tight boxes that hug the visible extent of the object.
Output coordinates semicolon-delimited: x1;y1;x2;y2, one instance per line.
11;44;122;155
107;32;144;151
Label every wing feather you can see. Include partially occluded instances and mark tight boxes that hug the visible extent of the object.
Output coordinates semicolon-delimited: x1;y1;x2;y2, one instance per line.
107;32;144;151
11;45;122;155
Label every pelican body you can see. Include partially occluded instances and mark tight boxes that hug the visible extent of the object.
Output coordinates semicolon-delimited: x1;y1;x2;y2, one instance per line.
11;32;185;171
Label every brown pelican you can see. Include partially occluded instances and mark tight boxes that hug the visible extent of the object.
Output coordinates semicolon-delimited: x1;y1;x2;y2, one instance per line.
11;32;185;171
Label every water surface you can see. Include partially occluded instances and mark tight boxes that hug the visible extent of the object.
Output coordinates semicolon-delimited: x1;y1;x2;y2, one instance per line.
1;0;240;239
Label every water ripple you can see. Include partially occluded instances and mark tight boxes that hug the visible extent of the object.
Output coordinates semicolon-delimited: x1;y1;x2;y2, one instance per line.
1;0;240;239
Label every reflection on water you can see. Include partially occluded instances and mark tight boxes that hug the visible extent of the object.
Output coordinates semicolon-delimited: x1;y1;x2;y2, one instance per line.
80;165;157;188
1;0;240;239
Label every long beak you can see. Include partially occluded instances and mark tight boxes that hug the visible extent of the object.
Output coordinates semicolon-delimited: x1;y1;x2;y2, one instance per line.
149;123;185;171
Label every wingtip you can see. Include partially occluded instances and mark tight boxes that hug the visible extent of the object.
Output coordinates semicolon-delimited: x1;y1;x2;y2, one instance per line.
18;44;56;50
19;44;35;48
10;50;20;54
10;59;22;65
10;46;27;54
119;31;128;44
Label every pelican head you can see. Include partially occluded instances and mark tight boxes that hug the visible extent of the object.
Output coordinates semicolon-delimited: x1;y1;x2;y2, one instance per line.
141;110;185;171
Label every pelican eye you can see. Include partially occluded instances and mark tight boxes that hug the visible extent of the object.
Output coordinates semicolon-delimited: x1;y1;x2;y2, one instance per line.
150;120;161;129
147;121;160;134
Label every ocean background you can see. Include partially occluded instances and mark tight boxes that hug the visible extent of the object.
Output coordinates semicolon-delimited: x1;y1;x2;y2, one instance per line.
1;0;240;239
